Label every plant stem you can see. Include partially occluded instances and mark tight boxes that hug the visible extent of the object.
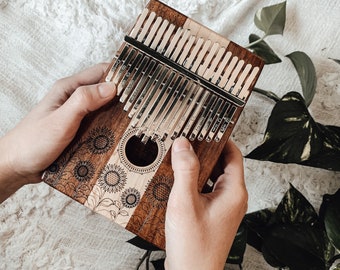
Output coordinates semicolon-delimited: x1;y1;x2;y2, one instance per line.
146;250;151;270
245;34;267;48
253;87;281;102
136;250;152;270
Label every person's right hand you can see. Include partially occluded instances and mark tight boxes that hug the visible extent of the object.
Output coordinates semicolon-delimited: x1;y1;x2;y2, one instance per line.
166;137;248;270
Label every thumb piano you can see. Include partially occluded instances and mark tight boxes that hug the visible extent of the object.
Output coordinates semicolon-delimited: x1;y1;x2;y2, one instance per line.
44;0;264;249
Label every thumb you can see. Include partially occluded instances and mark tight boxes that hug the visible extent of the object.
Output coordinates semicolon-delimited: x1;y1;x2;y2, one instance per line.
170;137;200;202
57;81;116;126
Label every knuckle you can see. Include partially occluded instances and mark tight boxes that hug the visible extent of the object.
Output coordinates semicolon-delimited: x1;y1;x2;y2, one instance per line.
174;152;200;173
71;86;92;113
52;77;67;89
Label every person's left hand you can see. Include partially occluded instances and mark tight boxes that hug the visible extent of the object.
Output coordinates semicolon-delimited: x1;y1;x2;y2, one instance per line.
0;63;116;202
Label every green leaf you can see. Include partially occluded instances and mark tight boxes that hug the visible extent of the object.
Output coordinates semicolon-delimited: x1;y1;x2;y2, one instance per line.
227;222;247;264
254;1;286;36
244;209;275;252
246;91;340;171
262;224;333;270
127;236;161;251
330;58;340;65
286;51;317;106
248;34;281;64
275;183;319;225
320;189;340;250
151;258;165;270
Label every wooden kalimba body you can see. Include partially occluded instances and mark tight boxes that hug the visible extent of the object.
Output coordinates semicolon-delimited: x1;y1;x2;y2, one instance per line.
44;0;264;249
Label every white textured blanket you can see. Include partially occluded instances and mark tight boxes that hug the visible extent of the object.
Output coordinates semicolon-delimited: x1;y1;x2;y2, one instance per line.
1;0;339;269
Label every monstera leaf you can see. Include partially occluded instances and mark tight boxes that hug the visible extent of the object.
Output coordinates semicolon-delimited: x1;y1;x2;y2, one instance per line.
246;91;340;171
248;34;281;64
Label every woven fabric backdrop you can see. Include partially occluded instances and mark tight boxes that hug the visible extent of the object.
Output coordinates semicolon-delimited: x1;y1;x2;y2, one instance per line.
1;0;339;269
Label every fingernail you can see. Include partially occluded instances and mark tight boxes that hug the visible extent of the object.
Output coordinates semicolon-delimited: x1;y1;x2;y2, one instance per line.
172;137;192;153
98;82;116;98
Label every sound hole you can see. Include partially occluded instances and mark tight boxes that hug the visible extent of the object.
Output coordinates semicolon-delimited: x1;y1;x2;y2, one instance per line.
125;135;159;167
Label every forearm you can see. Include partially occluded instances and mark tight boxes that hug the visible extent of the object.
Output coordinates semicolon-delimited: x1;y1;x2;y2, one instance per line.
0;136;26;203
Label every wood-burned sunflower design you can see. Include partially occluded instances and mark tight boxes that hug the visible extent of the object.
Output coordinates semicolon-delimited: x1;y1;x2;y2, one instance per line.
121;188;141;208
86;126;115;154
145;175;173;209
98;164;127;193
43;161;63;186
73;160;95;182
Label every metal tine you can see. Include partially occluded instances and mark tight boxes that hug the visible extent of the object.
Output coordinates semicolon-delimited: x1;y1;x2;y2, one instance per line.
150;19;169;50
171;85;203;139
217;56;238;88
170;29;191;62
144;16;163;47
150;75;183;140
177;35;195;65
105;45;130;82
124;60;156;112
164;27;183;58
210;51;232;84
184;38;204;69
215;106;236;142
129;64;163;119
181;90;210;138
232;63;252;96
157;24;176;54
157;79;189;140
137;11;156;42
238;67;260;100
120;56;150;103
224;60;244;92
145;71;177;137
117;52;143;95
206;102;230;142
129;8;149;39
203;47;226;80
163;82;196;139
197;42;220;77
131;67;169;130
141;70;176;137
112;48;137;85
189;94;217;141
198;98;223;141
190;39;211;73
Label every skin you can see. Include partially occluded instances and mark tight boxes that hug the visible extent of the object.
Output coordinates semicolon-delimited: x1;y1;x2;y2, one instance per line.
166;137;247;270
0;64;248;269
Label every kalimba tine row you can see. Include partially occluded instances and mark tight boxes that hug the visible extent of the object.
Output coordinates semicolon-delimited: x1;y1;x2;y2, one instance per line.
44;0;264;249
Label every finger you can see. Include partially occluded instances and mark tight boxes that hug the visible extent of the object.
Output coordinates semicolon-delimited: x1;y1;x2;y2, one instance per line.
55;81;116;128
211;140;247;204
42;63;110;108
222;140;244;184
170;137;200;202
54;62;109;94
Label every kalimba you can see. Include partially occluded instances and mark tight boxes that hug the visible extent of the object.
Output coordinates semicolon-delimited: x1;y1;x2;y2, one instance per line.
44;0;264;249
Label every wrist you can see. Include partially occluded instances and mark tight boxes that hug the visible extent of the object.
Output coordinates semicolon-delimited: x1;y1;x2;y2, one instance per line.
0;136;27;203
